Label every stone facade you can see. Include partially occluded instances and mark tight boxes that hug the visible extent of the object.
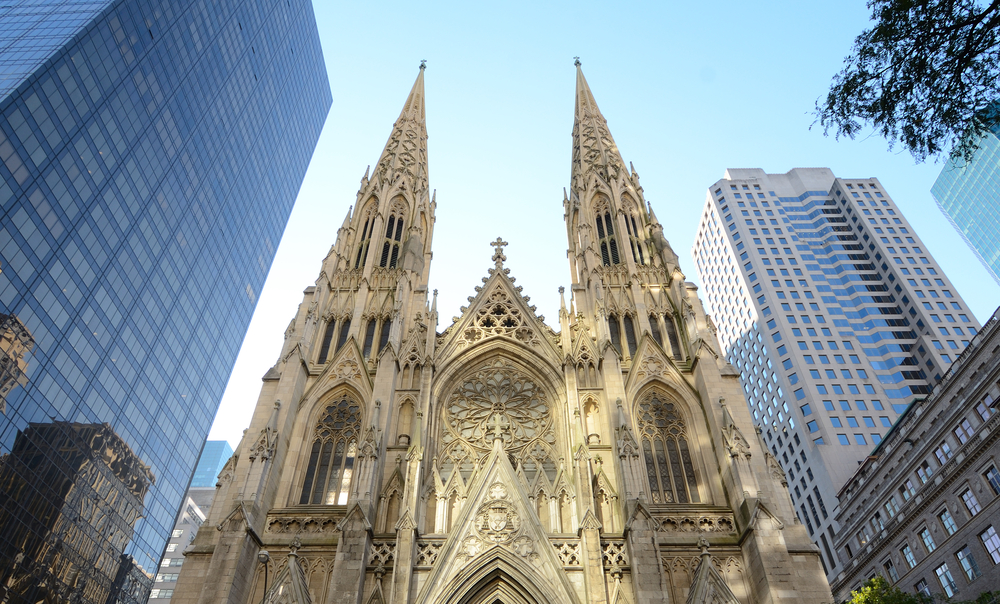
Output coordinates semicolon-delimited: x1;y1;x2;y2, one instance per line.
831;309;1000;601
170;64;832;604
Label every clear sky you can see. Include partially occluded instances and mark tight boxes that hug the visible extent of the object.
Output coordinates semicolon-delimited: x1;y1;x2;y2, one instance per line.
208;0;1000;448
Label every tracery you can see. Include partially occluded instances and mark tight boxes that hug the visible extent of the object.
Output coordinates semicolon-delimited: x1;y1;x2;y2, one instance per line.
636;391;700;504
438;358;557;484
299;395;362;505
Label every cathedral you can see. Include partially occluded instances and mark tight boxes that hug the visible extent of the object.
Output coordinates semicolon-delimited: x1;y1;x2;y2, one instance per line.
171;64;832;604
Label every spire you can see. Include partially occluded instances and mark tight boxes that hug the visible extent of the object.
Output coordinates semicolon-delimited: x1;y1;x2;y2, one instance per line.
572;62;627;191
370;65;428;196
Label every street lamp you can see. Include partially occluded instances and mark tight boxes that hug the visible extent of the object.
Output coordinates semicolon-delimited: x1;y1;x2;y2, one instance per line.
257;550;270;604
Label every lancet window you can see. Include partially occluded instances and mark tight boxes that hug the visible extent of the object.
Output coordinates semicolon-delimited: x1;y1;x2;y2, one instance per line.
607;314;637;357
438;358;557;484
361;316;393;360
624;212;645;265
595;211;620;266
379;212;405;268
636;392;700;504
335;318;351;353
355;212;374;269
318;319;336;364
649;314;663;347
299;396;362;505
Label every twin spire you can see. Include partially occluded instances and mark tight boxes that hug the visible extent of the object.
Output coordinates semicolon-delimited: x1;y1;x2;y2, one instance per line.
369;61;623;201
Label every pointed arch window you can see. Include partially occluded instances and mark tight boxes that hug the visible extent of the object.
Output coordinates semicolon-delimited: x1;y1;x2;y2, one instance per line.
664;315;682;358
649;314;663;347
355;216;373;269
335;318;351;353
608;314;622;354
379;214;405;268
623;315;637;357
362;318;378;358
378;319;392;353
318;319;336;364
299;396;362;505
624;213;645;265
636;393;700;504
595;212;620;266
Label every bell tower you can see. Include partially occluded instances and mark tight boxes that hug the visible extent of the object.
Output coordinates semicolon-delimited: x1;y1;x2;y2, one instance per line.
171;65;437;604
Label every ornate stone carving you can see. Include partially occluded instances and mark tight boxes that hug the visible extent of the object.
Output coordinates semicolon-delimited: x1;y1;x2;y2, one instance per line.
438;359;557;483
368;541;396;568
602;540;629;568
654;514;735;533
415;541;442;566
552;541;581;566
457;481;537;563
266;515;338;534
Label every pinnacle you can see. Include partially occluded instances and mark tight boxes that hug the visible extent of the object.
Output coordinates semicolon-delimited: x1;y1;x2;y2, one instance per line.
366;66;428;196
572;65;627;192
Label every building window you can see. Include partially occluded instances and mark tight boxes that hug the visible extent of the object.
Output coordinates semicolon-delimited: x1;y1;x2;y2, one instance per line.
379;212;405;268
649;314;663;347
596;211;620;266
883;559;899;582
637;392;700;504
985;466;1000;495
962;489;981;516
335;318;352;353
917;462;933;484
981;526;1000;564
934;442;953;465
623;315;637;357
901;544;917;568
362;318;378;358
608;315;622;354
171;529;183;538
150;590;175;599
939;509;958;535
624;212;645;265
298;396;362;505
156;573;180;582
318;319;337;364
165;543;178;552
920;528;936;552
355;214;373;268
914;579;930;596
935;563;957;597
954;419;974;444
956;546;981;581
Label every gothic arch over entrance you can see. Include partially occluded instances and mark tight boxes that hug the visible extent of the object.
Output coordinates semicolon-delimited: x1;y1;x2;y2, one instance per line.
436;551;566;604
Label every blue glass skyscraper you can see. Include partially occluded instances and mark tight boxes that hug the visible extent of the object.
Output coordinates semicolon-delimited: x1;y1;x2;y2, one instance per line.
931;125;1000;285
189;439;233;488
0;0;331;601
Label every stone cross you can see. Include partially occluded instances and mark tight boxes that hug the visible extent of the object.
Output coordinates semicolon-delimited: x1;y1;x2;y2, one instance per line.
489;412;510;441
490;237;508;269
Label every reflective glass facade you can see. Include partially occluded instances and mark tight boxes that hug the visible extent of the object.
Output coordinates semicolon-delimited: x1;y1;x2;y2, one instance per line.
190;439;232;488
931;126;1000;286
0;0;331;600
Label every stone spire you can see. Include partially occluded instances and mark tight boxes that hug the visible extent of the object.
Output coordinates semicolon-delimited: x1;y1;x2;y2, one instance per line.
572;63;627;192
370;65;429;197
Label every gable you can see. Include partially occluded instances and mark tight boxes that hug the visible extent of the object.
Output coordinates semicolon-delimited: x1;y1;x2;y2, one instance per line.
435;245;560;365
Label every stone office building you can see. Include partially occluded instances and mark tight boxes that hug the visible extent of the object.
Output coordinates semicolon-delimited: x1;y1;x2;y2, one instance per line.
171;64;831;604
831;308;1000;601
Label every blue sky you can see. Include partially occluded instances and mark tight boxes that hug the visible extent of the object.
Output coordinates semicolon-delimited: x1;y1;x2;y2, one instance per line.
208;0;1000;446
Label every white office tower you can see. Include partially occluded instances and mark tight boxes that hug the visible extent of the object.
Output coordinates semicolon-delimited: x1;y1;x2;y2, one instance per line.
691;168;982;580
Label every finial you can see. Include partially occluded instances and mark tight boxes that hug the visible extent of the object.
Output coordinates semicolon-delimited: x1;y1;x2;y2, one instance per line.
698;535;710;558
419;60;427;70
490;237;508;269
574;56;581;67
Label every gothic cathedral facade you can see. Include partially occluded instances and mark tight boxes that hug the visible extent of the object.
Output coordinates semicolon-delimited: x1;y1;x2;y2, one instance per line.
172;65;832;604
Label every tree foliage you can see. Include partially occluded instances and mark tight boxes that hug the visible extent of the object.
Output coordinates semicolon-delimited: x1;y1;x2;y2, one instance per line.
816;0;1000;162
845;576;999;604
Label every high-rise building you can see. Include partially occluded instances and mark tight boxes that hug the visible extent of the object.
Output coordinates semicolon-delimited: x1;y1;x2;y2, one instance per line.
153;440;233;602
931;125;1000;285
172;65;830;604
190;439;233;488
0;0;331;600
830;307;1000;601
691;168;983;580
